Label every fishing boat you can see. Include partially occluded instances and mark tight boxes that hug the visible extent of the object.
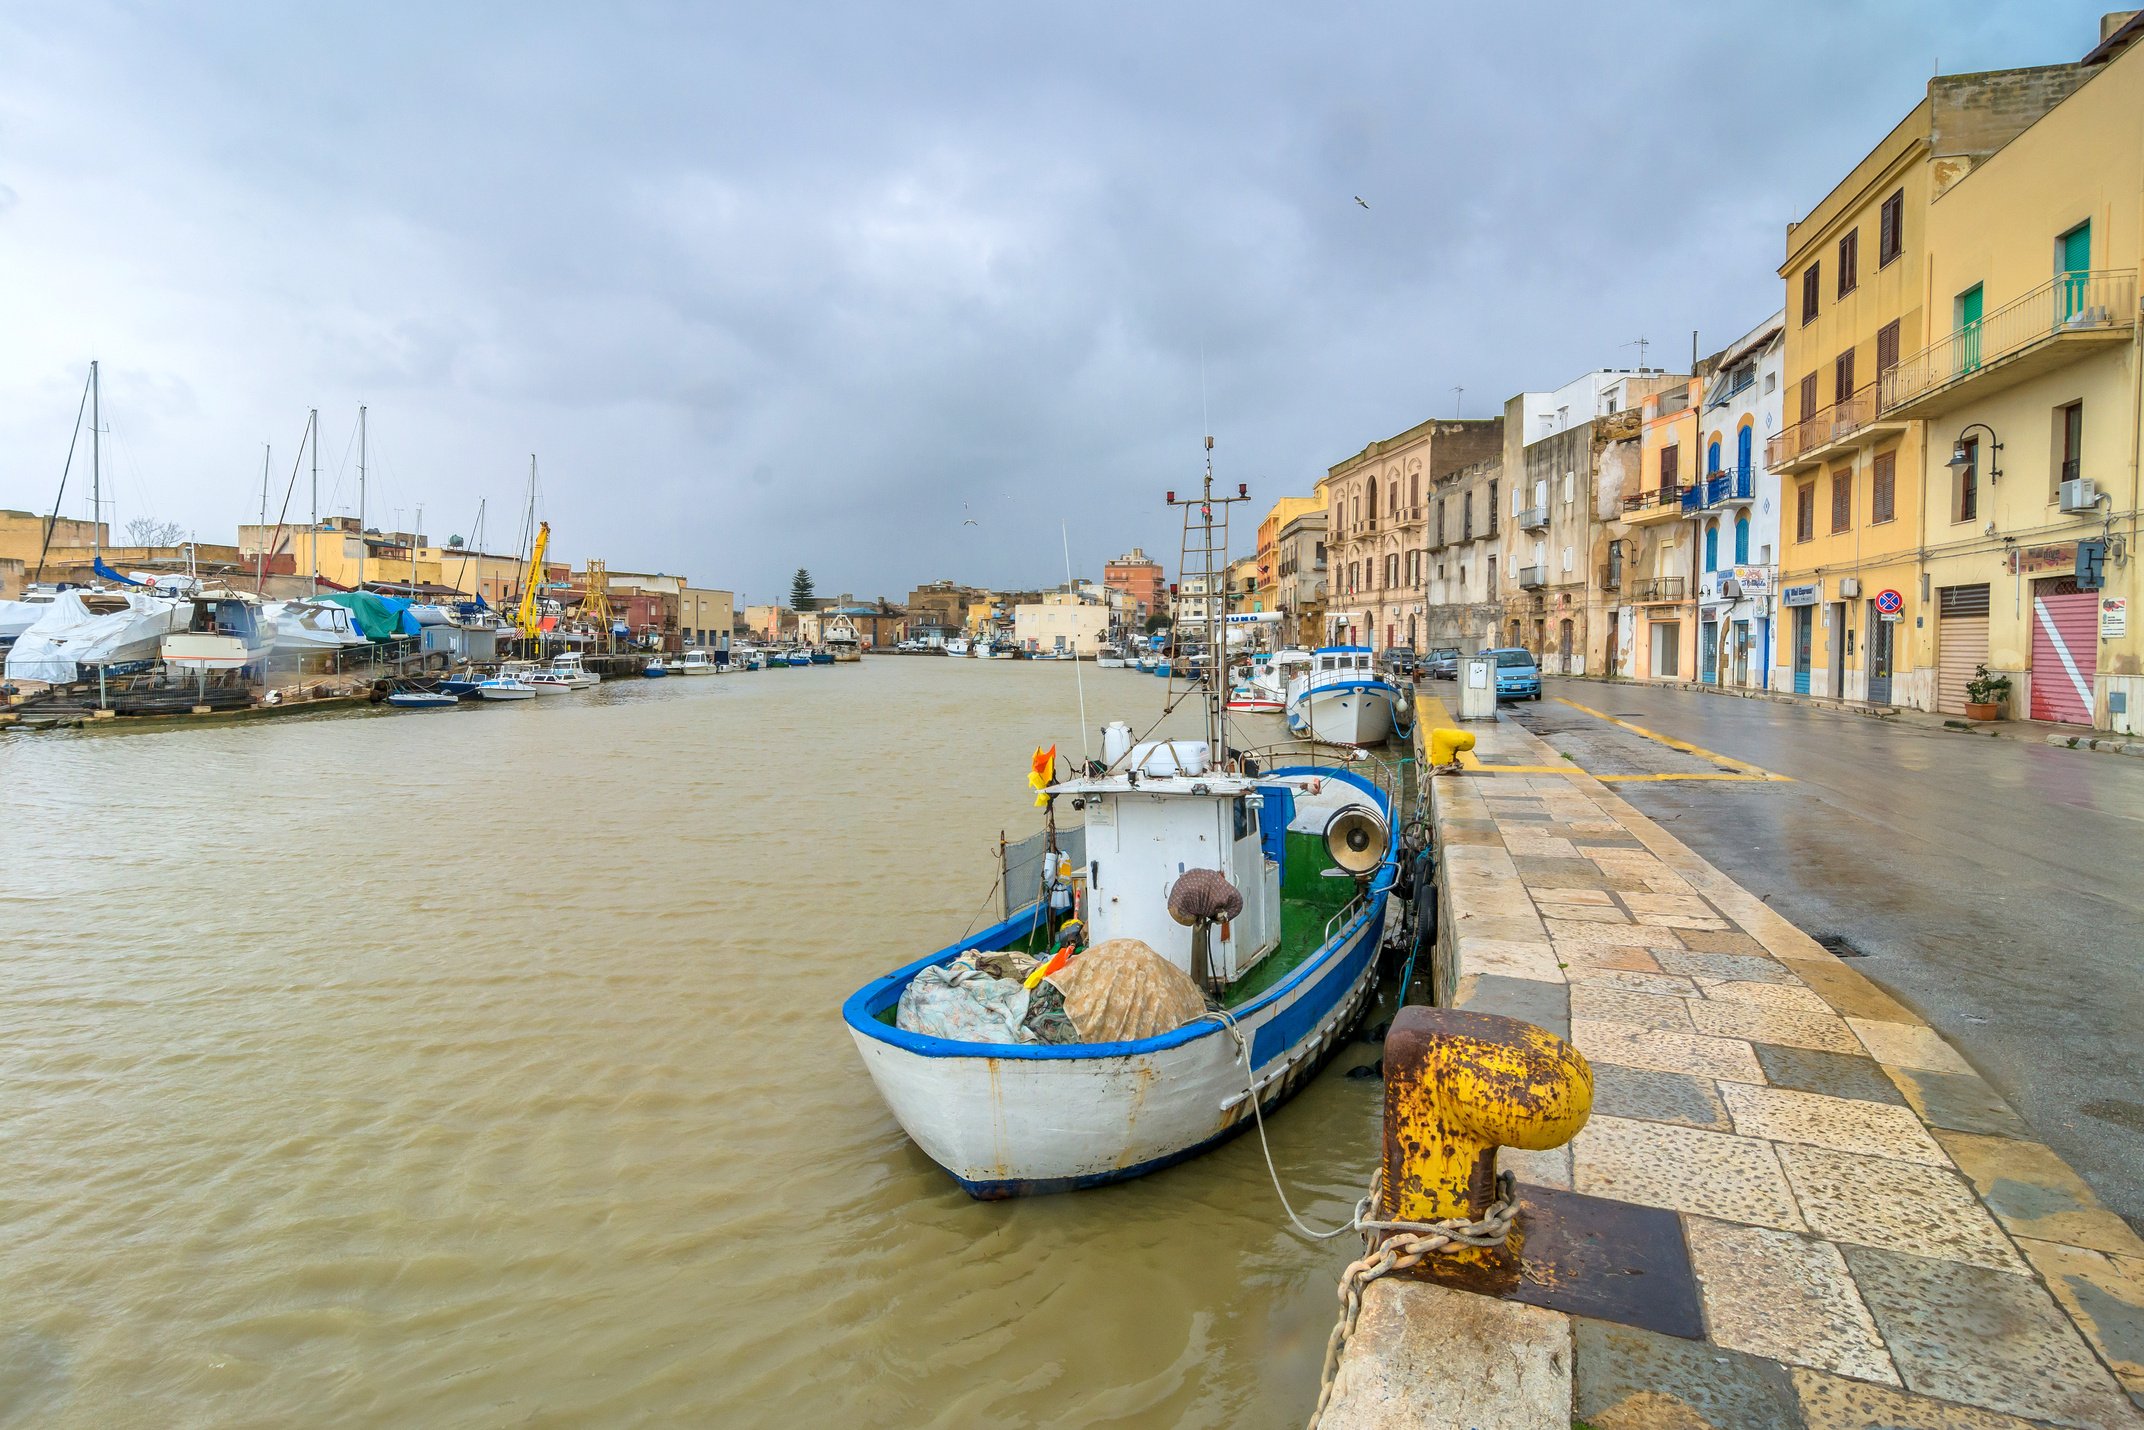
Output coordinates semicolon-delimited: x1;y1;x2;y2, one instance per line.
785;650;815;668
944;636;970;657
1284;647;1413;747
476;674;536;700
1226;648;1310;715
845;452;1397;1197
642;657;669;678
1095;643;1127;669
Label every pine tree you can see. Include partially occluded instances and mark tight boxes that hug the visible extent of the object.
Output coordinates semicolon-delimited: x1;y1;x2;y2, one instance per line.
789;568;816;611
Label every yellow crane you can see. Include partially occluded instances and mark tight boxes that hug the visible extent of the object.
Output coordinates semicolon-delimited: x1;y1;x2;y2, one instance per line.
516;520;550;643
581;558;613;650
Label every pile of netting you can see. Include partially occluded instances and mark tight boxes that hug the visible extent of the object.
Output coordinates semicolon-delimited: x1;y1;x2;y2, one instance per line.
895;938;1206;1045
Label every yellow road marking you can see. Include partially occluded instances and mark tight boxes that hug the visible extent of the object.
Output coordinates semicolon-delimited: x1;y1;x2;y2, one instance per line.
1553;697;1792;782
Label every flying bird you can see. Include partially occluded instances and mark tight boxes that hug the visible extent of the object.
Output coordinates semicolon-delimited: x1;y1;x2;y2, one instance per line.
962;502;978;527
1354;196;1369;209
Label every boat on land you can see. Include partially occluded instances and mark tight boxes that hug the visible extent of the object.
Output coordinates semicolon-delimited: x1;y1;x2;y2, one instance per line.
1284;646;1413;747
844;443;1399;1197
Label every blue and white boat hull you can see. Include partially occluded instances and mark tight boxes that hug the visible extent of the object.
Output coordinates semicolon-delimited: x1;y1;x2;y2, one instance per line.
1286;679;1401;747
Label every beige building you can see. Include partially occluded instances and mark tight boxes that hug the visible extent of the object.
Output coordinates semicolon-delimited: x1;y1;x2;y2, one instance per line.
1014;594;1108;656
1321;417;1502;650
678;587;735;650
1271;507;1328;646
0;510;105;583
1424;456;1506;655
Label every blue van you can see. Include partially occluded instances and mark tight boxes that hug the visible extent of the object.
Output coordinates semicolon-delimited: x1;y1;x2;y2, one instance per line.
1483;647;1542;702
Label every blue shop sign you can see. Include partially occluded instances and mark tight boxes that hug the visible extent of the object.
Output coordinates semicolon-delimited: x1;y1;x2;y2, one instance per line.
1782;583;1821;607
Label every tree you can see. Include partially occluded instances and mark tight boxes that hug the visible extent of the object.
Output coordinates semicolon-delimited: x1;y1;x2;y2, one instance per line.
789;568;816;611
124;516;185;547
1144;613;1171;634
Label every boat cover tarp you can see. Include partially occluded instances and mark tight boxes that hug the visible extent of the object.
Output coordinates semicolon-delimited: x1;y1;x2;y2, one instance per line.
92;557;149;587
311;590;421;639
0;599;50;642
1045;939;1206;1042
3;592;181;683
897;960;1034;1043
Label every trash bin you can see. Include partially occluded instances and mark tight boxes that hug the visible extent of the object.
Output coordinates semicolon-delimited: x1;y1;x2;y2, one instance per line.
1458;655;1497;720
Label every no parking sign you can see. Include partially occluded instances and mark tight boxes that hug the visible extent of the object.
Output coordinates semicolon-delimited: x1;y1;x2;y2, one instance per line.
1874;588;1904;616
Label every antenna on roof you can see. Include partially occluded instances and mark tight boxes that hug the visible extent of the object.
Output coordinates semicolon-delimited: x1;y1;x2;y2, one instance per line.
1621;336;1650;370
1452;385;1464;416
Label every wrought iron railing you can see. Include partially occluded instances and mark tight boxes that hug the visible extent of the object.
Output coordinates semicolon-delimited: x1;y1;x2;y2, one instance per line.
1517;566;1547;589
1881;269;2136;410
1630;576;1686;603
1683;466;1755;511
1767;388;1881;468
1518;505;1549;530
1623;485;1689;514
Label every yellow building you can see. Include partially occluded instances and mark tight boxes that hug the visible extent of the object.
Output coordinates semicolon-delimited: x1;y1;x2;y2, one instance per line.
1254;496;1322;614
0;510;105;581
1772;57;2100;707
1886;19;2143;731
678;587;735;650
1624;378;1702;680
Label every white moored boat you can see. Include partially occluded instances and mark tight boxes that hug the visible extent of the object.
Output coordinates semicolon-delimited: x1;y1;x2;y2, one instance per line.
1285;646;1413;747
943;636;970;657
844;449;1398;1198
1227;647;1310;715
672;648;718;675
544;650;602;687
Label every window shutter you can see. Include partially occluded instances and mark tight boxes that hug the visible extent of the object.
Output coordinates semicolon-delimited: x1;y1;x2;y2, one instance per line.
1838;230;1857;296
1799;373;1819;421
1834;348;1856;403
1802;265;1820;322
1831;469;1852;533
1876;321;1899;377
1873;451;1896;523
1660;444;1680;489
1797;485;1814;541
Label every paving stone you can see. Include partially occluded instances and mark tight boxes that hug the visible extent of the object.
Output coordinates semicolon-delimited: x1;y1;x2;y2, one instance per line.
1752;1044;1908;1106
1720;1083;1951;1166
1573;1316;1803;1429
1504;834;1580;860
1702;980;1839;1015
1446;913;1551;945
1569;984;1696;1033
1689;999;1865;1055
1618;891;1718;916
1573;1018;1766;1083
1655;949;1802;984
1432;823;1504;846
1572;1116;1805;1230
1675;928;1770;957
1885;1065;2036;1140
1788;1366;2059;1428
1778;1143;2024;1273
1554;943;1666;974
1640;871;1700;894
1686;1218;1899;1384
2016;1239;2144;1407
1636;911;1736;930
1499;1141;1573;1191
1544;917;1683;949
1563;966;1700;998
1935;1130;2144;1259
1454;936;1564;983
1590;1063;1733;1130
1322;1278;1572;1430
1529;886;1617;906
1535;900;1634;923
1456;973;1570;1040
1783;956;1920;1024
1849;1018;1975;1075
1844;1243;2133;1426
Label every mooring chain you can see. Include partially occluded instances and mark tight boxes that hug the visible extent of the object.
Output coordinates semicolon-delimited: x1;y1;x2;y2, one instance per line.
1307;1169;1521;1430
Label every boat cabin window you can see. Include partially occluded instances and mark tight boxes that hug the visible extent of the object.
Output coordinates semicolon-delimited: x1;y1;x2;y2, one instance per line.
1233;796;1255;842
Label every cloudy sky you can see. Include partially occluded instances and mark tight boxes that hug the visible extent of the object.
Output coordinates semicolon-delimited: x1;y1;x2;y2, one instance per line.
0;2;2108;602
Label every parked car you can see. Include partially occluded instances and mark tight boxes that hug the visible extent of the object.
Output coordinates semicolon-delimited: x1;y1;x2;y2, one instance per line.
1423;647;1462;680
1379;647;1417;679
1483;646;1542;702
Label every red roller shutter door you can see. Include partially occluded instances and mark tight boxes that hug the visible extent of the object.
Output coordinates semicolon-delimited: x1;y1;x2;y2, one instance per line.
2030;579;2098;724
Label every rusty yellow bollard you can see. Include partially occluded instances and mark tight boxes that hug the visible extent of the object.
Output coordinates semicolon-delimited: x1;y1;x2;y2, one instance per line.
1428;726;1475;767
1381;1005;1592;1259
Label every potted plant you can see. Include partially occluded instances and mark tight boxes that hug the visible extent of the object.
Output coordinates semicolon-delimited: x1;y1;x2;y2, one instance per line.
1964;664;2011;722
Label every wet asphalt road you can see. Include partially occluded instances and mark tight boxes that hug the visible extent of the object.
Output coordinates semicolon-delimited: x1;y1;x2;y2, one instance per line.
1510;678;2144;1226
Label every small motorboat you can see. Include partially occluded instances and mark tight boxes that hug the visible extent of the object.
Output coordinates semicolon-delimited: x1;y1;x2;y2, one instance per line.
786;650;815;668
810;649;835;665
643;658;670;678
386;688;459;709
545;651;602;688
1095;644;1127;669
674;649;718;675
476;676;536;701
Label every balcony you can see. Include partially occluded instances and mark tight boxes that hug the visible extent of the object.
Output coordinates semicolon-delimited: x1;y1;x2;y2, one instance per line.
1629;576;1686;604
1622;485;1690;525
1598;563;1622;590
1517;504;1549;531
1765;386;1906;475
1427;530;1451;552
1683;466;1756;513
1881;269;2136;417
1517;566;1547;589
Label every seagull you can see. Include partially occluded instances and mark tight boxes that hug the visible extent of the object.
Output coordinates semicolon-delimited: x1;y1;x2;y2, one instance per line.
1355;196;1369;209
962;502;978;527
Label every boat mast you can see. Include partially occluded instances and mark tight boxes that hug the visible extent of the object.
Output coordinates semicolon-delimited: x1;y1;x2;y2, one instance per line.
308;407;320;596
257;444;270;595
90;359;101;564
1165;435;1247;756
357;405;367;591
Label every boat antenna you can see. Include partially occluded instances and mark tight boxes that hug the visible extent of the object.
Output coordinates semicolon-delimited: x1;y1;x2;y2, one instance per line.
32;364;93;585
356;405;367;591
256;443;270;595
1060;521;1090;763
1165;433;1248;759
308;406;320;596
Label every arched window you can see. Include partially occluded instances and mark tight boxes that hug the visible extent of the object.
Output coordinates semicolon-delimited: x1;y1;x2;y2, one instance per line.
1708;438;1722;474
1736;424;1754;476
1734;513;1750;564
1704;521;1719;573
1366;477;1378;528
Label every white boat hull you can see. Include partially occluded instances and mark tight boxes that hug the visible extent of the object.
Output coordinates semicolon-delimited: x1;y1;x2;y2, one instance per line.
846;899;1385;1196
1287;684;1398;746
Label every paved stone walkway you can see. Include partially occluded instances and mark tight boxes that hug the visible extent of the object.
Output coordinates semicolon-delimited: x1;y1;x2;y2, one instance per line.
1322;710;2144;1429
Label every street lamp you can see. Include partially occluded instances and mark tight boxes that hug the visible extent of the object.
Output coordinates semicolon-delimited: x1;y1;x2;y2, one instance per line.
1947;422;2003;483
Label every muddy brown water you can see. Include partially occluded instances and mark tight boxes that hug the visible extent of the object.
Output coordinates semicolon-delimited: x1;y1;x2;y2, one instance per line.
0;658;1388;1428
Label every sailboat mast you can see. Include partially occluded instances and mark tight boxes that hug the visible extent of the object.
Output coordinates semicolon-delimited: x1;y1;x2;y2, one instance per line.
90;359;101;563
357;405;367;591
308;408;320;596
257;444;270;595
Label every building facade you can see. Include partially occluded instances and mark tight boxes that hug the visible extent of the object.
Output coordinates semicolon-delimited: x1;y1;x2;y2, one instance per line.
1323;416;1503;650
1424;456;1506;655
1103;548;1166;625
1272;508;1328;647
678;587;735;651
1014;594;1108;655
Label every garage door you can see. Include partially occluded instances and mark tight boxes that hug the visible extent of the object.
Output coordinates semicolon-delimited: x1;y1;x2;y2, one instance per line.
2030;578;2098;724
1937;584;1990;715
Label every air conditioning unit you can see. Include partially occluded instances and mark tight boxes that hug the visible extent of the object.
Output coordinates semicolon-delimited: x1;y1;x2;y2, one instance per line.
1719;578;1743;599
1838;577;1861;599
2060;478;2100;513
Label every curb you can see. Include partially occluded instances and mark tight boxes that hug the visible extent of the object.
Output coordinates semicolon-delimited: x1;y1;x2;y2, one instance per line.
2045;732;2144;759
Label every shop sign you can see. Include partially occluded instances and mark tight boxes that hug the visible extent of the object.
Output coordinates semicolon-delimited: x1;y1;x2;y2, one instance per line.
2103;596;2129;639
2010;542;2077;576
1782;582;1820;607
1731;565;1772;596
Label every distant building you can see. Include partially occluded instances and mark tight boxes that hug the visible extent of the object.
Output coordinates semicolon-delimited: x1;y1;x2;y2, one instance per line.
1321;417;1502;650
1104;547;1166;623
1015;593;1108;656
1272;507;1328;647
678;587;735;651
